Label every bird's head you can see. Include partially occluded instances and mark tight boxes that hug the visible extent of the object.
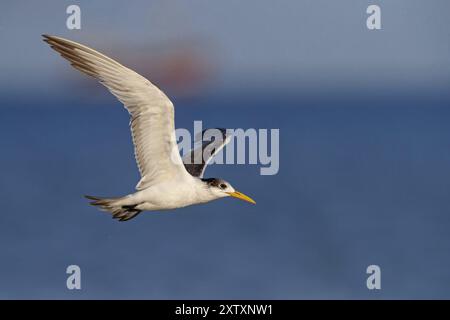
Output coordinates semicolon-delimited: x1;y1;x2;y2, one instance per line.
202;178;256;204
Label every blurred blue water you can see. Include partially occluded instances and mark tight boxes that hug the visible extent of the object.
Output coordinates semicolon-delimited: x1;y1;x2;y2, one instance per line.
1;92;450;299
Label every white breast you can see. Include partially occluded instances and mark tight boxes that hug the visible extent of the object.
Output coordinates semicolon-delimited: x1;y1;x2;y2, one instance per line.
133;175;214;211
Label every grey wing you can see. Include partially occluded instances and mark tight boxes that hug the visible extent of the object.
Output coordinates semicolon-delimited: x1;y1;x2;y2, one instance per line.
182;128;231;178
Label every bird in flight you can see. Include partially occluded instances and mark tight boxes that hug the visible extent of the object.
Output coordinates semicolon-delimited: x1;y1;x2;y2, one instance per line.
43;35;255;221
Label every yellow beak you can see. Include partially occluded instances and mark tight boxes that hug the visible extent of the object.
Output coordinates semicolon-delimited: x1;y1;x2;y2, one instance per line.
227;191;256;204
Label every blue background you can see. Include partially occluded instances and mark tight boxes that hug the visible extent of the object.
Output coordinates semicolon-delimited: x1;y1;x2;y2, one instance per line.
1;1;450;298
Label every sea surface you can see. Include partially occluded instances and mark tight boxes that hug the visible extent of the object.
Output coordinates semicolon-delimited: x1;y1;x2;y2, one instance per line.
1;91;450;299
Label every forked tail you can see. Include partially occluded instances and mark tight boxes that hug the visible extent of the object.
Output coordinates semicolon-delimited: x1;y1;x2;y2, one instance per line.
84;195;142;222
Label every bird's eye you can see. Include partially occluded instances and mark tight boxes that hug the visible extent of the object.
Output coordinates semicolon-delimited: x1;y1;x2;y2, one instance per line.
219;184;227;189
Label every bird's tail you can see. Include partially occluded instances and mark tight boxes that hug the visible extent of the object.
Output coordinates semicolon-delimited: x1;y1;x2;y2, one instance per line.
84;195;142;222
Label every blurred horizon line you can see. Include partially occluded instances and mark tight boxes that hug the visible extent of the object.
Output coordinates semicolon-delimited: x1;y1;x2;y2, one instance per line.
2;79;450;109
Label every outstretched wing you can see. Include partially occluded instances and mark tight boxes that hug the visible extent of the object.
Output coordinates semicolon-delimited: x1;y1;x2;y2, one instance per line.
43;35;190;190
182;128;231;178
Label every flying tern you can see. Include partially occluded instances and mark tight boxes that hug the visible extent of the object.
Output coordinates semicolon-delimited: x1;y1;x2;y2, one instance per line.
43;35;255;221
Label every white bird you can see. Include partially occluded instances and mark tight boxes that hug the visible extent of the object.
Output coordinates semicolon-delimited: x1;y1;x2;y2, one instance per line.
43;35;255;221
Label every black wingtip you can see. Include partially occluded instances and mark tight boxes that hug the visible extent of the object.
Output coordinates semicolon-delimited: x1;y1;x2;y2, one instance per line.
42;35;52;45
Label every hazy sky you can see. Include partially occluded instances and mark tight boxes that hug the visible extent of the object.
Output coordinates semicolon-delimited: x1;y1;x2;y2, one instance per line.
1;0;450;94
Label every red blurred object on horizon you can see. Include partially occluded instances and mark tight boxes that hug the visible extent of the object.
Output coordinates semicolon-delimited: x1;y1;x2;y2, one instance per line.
66;38;217;101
